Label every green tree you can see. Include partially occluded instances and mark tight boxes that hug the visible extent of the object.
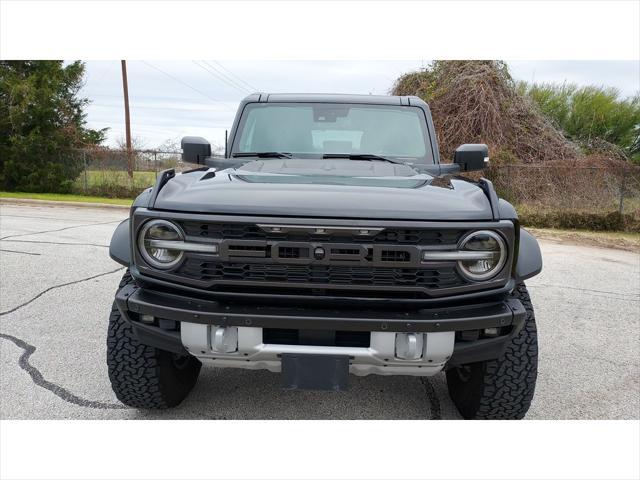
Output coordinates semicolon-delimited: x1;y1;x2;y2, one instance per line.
519;82;640;163
0;61;107;192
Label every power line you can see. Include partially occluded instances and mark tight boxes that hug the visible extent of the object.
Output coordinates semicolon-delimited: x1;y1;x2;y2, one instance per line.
140;61;234;110
87;61;116;89
207;60;259;92
141;60;225;104
205;60;258;92
87;102;235;114
200;60;255;94
192;60;251;95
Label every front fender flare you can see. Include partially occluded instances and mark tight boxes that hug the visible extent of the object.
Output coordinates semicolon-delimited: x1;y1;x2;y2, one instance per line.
110;190;151;266
109;219;131;266
515;228;542;281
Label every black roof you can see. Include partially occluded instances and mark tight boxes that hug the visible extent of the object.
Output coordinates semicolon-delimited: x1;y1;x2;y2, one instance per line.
241;92;427;106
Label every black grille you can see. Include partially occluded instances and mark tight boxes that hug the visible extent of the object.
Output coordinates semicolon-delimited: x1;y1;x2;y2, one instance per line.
279;246;308;259
180;221;462;245
166;221;475;297
178;259;463;289
380;250;410;262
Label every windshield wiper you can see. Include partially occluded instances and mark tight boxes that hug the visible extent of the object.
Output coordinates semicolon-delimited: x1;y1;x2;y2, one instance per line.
322;153;404;165
232;152;293;159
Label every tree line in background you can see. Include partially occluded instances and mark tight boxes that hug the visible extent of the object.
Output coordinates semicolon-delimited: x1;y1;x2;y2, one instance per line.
1;60;639;198
517;82;639;164
0;61;108;192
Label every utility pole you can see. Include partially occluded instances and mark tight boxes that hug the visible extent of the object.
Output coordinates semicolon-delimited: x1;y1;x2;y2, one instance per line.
121;60;133;178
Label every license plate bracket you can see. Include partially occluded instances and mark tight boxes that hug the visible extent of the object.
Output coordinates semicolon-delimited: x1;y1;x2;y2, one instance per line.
281;354;349;391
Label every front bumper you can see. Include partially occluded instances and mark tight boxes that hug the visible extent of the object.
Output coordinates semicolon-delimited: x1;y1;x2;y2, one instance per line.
115;284;527;376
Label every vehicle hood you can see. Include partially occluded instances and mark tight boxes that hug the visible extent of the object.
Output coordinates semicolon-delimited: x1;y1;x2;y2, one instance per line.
152;159;493;221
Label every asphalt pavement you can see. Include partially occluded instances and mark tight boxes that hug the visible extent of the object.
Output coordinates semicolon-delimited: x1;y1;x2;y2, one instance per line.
1;201;638;419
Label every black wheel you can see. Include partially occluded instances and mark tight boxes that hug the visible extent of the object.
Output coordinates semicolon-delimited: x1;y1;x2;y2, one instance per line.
107;271;201;409
446;283;538;419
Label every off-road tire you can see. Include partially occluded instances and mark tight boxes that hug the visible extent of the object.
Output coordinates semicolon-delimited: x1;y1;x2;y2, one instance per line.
446;283;538;419
107;271;201;409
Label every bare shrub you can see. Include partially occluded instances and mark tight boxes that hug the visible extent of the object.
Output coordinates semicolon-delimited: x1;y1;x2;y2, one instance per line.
486;162;640;214
391;61;578;163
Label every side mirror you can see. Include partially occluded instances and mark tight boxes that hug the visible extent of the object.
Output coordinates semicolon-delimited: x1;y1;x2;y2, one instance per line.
453;144;489;172
181;136;211;164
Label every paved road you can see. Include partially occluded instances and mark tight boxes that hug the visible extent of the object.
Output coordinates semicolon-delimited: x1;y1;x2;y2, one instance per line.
1;202;638;419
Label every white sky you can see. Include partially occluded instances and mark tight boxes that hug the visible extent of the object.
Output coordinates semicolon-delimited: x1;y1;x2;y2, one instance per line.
79;60;640;149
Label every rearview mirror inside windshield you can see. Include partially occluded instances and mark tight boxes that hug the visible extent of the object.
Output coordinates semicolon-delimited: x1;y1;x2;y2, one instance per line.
313;105;350;122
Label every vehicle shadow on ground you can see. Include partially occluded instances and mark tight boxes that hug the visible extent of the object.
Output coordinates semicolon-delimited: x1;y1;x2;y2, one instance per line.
130;367;463;420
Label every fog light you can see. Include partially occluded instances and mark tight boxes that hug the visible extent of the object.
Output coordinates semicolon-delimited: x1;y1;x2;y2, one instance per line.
140;314;155;324
211;326;238;353
483;327;500;337
395;333;424;360
460;329;480;341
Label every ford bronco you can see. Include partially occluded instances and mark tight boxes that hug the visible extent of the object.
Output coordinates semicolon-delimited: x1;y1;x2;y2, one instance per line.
107;93;542;419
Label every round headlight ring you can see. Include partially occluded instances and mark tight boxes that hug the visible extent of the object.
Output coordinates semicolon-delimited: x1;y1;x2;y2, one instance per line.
138;219;185;270
457;230;507;281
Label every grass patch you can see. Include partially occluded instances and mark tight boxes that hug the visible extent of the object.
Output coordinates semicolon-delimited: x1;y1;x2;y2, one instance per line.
517;205;639;232
76;170;157;188
72;170;157;198
528;227;639;251
0;191;133;206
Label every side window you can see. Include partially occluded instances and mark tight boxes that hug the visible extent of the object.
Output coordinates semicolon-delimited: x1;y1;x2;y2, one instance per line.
240;114;257;151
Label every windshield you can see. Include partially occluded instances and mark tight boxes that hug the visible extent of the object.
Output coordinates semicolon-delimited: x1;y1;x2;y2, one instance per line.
232;102;434;164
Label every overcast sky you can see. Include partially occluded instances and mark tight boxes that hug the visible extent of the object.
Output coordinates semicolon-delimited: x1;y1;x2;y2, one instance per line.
79;60;639;149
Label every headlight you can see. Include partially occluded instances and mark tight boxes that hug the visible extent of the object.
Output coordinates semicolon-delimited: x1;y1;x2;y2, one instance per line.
138;219;185;269
456;230;507;281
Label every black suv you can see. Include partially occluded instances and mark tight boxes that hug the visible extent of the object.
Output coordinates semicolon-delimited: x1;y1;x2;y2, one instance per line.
108;93;542;419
